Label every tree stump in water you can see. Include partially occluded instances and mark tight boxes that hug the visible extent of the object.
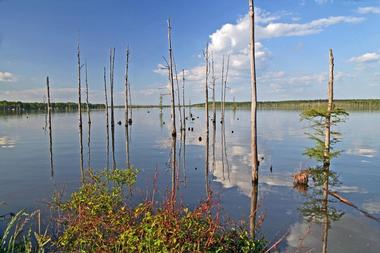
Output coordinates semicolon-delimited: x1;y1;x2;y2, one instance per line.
293;169;310;187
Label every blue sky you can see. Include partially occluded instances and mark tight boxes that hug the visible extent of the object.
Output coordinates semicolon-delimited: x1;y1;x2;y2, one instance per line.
0;0;380;105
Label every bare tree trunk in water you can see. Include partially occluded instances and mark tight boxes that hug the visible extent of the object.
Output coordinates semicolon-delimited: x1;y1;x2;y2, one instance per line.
211;54;216;173
85;62;91;126
250;179;259;238
77;43;84;180
85;62;91;169
249;0;259;238
125;49;129;128
223;55;230;125
46;76;54;178
204;44;210;196
182;69;186;137
168;19;177;202
322;49;334;253
109;48;116;169
220;56;225;180
129;82;133;123
223;56;230;181
182;70;187;184
103;67;110;170
324;49;334;167
125;49;130;169
220;56;225;123
173;60;183;134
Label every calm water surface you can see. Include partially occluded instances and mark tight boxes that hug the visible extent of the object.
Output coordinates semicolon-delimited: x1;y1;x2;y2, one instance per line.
1;108;379;252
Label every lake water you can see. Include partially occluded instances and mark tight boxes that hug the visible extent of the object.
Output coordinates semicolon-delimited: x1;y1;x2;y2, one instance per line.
1;108;380;252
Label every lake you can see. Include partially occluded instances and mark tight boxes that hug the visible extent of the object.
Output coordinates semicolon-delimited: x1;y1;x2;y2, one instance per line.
1;108;379;252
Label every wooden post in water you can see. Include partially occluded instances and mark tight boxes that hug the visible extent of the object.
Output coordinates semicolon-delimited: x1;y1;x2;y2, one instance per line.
248;0;259;238
103;67;110;170
46;76;54;178
204;44;210;195
168;18;177;201
109;48;116;169
77;43;84;179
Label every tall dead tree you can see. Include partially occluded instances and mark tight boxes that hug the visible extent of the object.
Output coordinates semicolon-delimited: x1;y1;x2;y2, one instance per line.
249;0;259;185
204;45;210;195
249;0;259;238
220;56;225;123
125;48;130;127
324;49;334;167
85;62;91;126
125;48;131;169
211;54;216;173
110;48;116;169
223;55;230;119
103;67;110;169
168;18;177;201
182;69;186;136
211;54;216;124
128;81;133;123
77;43;84;178
85;62;91;169
322;49;334;253
182;69;187;183
46;76;54;178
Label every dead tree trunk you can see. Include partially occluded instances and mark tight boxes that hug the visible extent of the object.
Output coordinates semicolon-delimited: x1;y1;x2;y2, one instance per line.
85;62;91;126
174;60;183;133
220;56;225;123
212;54;216;125
77;43;84;179
125;48;130;169
125;49;129;127
324;49;334;167
103;67;110;170
223;55;230;119
211;54;216;173
129;81;133;123
46;76;54;178
321;49;334;253
85;62;91;169
204;44;210;195
168;19;177;201
110;48;116;169
248;0;259;238
249;0;259;184
182;69;187;183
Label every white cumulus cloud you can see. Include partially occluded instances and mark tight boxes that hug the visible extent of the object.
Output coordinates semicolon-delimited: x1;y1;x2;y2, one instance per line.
0;71;15;82
357;6;380;15
349;52;380;64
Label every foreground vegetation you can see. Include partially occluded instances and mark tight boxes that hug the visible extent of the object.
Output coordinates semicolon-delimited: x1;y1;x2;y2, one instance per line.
1;169;265;253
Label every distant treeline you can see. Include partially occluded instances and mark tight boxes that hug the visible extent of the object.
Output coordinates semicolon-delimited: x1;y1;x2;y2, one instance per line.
0;100;105;112
193;99;380;111
3;99;380;113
